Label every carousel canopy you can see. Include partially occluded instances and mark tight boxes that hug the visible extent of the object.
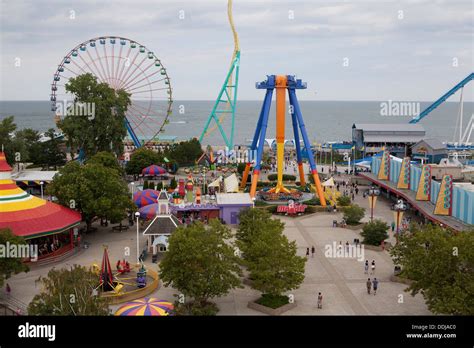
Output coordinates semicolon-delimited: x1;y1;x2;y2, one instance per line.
0;152;81;239
114;298;174;316
133;189;159;208
142;165;167;176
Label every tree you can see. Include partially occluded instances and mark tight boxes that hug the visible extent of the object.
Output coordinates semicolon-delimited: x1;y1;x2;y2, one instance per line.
28;265;109;315
165;138;203;167
159;220;241;313
41;129;66;170
170;177;177;189
46;160;134;231
0;229;29;287
236;208;284;248
87;151;123;175
58;73;131;159
236;209;306;301
361;219;389;245
243;224;306;299
390;224;474;315
125;147;163;175
343;204;365;225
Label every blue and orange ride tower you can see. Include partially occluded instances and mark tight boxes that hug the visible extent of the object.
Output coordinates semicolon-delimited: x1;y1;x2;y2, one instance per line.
240;75;326;206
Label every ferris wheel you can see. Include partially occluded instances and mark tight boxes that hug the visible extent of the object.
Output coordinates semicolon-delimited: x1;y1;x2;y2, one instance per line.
50;36;173;148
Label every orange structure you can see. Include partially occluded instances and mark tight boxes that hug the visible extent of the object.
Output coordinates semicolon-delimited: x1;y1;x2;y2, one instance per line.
240;75;326;206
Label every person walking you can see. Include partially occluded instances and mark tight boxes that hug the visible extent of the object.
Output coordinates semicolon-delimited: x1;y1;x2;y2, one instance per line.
364;260;369;274
306;248;310;258
371;260;376;275
311;246;315;258
366;278;372;294
317;292;323;309
372;278;379;295
5;283;11;297
345;241;350;253
391;221;395;233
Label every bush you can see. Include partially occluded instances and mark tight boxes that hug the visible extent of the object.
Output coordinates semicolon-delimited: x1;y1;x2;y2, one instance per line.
267;174;296;182
255;294;289;309
343;204;365;225
143;180;149;190
173;301;219;316
255;200;268;206
361;219;389;246
156;182;163;190
336;195;351;206
302;198;320;206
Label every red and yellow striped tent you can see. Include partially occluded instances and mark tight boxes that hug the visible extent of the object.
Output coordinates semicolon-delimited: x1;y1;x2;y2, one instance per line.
0;152;81;239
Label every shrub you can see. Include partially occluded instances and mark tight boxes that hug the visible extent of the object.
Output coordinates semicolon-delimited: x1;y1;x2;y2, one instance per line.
170;177;177;189
336;195;351;206
173;301;219;316
302;198;320;206
156;182;163;190
143;180;149;190
267;174;296;182
343;204;365;225
255;294;289;309
361;219;389;246
255;200;268;206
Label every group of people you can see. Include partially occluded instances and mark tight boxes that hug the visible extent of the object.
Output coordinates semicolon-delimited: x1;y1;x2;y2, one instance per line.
38;238;62;256
364;260;379;295
305;246;316;258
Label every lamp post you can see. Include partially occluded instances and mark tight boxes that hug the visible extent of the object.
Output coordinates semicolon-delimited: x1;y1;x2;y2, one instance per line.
40;181;44;200
393;199;407;244
367;185;380;222
135;211;140;265
252;197;256;209
130;182;135;200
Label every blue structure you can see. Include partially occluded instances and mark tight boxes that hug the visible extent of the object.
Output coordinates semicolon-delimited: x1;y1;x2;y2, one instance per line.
409;73;474;124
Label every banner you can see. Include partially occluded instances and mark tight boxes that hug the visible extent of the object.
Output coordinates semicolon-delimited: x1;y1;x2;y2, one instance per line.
434;175;453;216
415;164;431;201
397;157;410;189
377;151;390;180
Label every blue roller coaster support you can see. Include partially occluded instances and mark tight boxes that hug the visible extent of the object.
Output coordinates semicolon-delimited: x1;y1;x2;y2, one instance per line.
409;72;474;124
125;118;141;148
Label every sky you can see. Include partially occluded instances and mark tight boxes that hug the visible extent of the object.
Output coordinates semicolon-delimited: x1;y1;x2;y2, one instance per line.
0;0;473;101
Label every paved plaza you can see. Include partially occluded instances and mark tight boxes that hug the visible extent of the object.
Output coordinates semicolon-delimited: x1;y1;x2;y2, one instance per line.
4;186;430;315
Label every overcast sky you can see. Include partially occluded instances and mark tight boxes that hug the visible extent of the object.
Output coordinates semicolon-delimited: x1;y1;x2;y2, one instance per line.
1;0;473;101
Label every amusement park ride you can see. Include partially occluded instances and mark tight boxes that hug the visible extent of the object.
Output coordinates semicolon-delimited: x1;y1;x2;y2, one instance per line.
199;0;240;148
51;36;173;150
240;75;327;206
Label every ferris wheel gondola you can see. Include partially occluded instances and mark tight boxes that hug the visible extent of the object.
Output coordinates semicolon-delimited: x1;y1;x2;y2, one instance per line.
50;36;173;148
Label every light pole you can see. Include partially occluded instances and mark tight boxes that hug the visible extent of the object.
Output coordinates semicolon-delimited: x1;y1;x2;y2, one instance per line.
393;199;407;244
130;182;135;200
40;181;44;199
135;211;140;265
367;185;380;222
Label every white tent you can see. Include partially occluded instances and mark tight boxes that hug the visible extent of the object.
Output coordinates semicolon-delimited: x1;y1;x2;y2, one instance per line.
208;176;223;188
224;173;239;193
322;177;335;187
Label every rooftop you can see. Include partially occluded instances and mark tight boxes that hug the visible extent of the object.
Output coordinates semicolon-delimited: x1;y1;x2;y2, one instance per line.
216;193;253;205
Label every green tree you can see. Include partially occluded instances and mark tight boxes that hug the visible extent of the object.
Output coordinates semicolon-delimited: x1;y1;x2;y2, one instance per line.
59;73;131;159
165;138;203;167
390;224;474;315
46;161;134;231
361;219;389;245
0;116;20;166
41;129;66;170
159;220;242;313
0;229;29;287
236;209;306;300
125;147;163;175
28;265;109;315
87;151;123;175
343;204;365;225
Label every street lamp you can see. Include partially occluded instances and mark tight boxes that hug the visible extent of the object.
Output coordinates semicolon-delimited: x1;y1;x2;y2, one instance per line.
40;181;44;200
393;199;407;244
135;211;140;265
367;185;380;221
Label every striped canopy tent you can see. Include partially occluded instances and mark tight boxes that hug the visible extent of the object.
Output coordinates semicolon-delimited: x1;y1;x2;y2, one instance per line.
133;189;159;208
115;298;174;316
0;152;81;239
142;165;167;176
138;203;159;220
